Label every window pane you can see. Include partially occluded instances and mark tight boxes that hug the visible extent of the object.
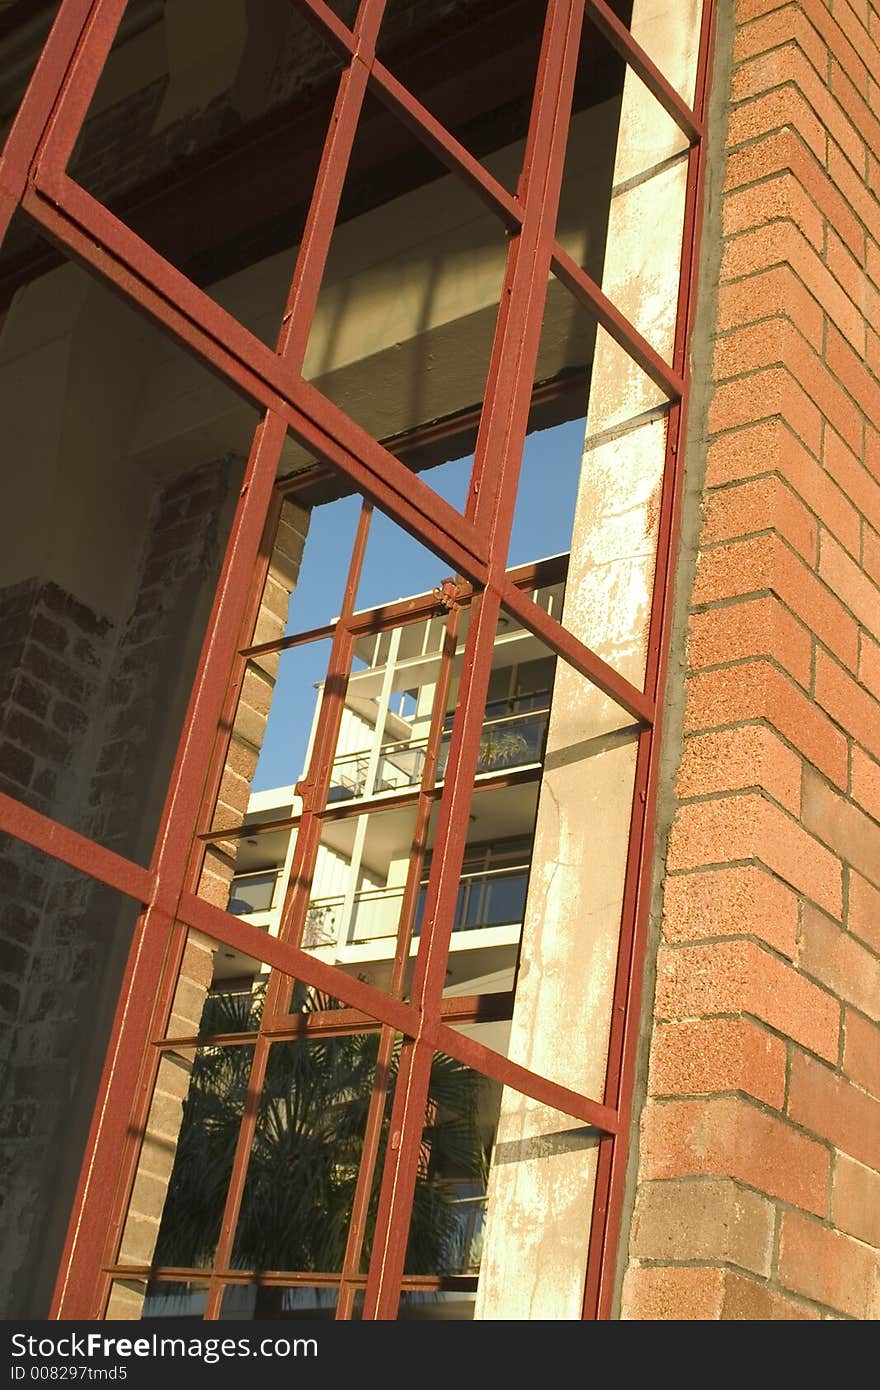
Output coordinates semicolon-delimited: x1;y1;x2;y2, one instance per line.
403;1053;501;1286
0;231;258;865
231;1034;380;1273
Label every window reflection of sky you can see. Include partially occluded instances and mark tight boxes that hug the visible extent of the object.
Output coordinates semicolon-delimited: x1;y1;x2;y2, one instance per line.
253;416;585;790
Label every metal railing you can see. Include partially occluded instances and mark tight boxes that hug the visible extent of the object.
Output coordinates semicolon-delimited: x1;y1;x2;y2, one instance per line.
302;862;529;949
327;706;549;802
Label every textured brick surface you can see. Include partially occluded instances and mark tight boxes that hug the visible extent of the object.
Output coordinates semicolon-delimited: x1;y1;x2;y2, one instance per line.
778;1212;880;1319
626;0;880;1320
649;1017;787;1109
640;1096;830;1216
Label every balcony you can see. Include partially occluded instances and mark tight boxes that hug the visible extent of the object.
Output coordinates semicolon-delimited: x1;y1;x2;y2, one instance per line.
302;862;529;953
326;707;549;803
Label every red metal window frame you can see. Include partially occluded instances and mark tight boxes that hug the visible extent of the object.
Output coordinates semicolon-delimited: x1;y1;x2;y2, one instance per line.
0;0;717;1320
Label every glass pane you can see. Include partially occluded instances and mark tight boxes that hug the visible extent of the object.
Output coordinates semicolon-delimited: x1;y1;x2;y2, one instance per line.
375;0;548;195
355;480;471;612
403;1053;502;1284
0;7;63;152
116;1041;256;1272
62;0;348;347
451;610;641;1101
221;1283;340;1319
303;88;507;481
0;842;141;1318
397;1288;476;1320
302;800;422;991
0;237;258;864
335;612;452;802
231;1033;380;1273
247;639;334;797
106;1279;209;1321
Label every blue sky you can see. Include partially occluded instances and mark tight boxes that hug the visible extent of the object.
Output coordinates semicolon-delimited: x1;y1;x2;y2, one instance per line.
252;416;586;790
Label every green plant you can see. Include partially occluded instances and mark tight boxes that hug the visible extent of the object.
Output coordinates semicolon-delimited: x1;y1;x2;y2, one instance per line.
151;985;488;1314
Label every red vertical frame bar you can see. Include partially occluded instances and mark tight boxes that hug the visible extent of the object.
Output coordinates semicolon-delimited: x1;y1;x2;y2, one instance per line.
361;0;586;1319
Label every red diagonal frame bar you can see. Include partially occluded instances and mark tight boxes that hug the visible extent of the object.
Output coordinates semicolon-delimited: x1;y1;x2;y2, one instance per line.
0;0;94;237
0;792;155;904
362;0;586;1318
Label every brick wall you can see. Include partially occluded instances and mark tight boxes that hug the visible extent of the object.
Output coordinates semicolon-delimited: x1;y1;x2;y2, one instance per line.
623;0;880;1320
105;494;309;1319
0;460;241;1317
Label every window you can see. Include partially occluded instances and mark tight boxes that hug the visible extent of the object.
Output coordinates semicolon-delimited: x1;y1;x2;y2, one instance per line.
0;0;713;1320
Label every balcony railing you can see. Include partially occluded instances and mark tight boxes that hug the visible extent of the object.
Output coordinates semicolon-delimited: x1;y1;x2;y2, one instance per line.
302;863;529;950
327;707;549;803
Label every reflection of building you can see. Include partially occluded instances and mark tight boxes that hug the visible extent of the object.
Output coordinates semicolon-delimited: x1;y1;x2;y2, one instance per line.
227;576;562;1006
2;0;880;1324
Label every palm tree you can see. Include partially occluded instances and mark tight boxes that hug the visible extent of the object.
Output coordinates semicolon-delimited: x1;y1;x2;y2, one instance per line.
151;984;489;1316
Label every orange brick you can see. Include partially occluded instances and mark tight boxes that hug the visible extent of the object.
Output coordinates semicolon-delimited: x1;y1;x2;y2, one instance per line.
779;1211;880;1318
693;534;858;670
866;421;880;484
828;142;880;244
833;1154;880;1248
727;87;826;162
789;1050;880;1168
622;1266;726;1321
794;0;872;96
827;329;880;451
722;222;865;377
716;265;825;346
705;418;860;558
803;765;880;888
632;1178;775;1274
863;524;880;589
830;57;880;168
815;649;880;762
826;229;876;341
668;791;843;917
859;631;880;701
708;368;823;455
735;0;801;22
819;531;880;633
732;46;863;167
701;476;818;563
844;1008;880;1098
824;433;880;542
687;595;813;688
798;904;880;1022
722;172;825;249
712;320;862;453
676;725;802;815
650;1017;789;1109
621;1264;819;1320
720;1272;821;1319
733;8;829;82
851;745;880;822
685;661;849;789
641;1095;830;1215
849;872;880;953
724;128;866;291
662;864;800;957
655;939;839;1062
